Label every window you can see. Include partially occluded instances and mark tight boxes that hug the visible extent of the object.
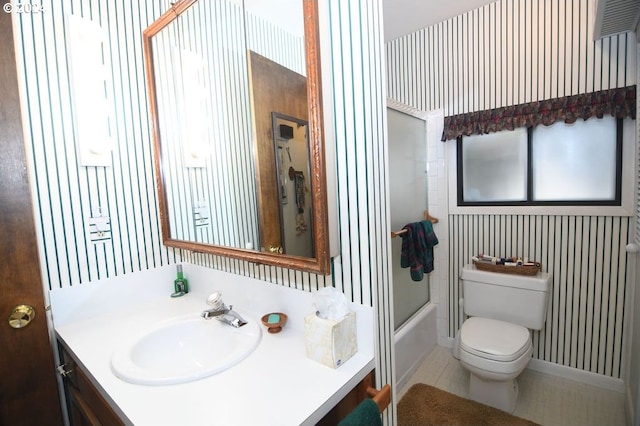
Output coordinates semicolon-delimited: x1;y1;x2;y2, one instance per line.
457;117;622;206
460;128;528;202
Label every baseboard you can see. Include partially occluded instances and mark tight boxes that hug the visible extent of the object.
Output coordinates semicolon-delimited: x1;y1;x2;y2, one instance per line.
625;383;635;426
439;336;625;393
439;336;454;348
527;358;625;393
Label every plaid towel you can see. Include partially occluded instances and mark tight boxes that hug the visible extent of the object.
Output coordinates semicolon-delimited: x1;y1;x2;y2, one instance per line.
294;171;305;213
338;398;381;426
400;220;439;281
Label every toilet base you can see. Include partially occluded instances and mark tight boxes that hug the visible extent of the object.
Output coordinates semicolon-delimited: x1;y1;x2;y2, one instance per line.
468;373;518;413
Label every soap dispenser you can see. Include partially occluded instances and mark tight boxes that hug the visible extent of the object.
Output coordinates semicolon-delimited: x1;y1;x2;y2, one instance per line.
171;264;189;297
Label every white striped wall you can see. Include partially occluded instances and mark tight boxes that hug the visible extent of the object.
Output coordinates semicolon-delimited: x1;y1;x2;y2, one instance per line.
245;9;306;76
386;0;636;379
14;0;393;417
13;0;380;294
449;215;630;377
14;1;174;290
323;1;394;422
387;0;637;113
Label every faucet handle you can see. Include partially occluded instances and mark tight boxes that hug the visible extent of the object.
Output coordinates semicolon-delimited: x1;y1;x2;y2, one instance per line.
206;292;224;309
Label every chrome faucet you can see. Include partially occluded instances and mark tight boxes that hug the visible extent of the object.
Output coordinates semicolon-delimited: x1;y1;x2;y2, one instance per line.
200;305;229;319
201;292;247;328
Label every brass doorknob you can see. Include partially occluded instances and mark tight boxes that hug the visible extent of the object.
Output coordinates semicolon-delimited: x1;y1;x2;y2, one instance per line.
269;245;283;254
8;304;35;329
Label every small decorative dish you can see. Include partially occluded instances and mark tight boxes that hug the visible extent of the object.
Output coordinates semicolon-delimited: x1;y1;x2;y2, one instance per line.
261;312;288;334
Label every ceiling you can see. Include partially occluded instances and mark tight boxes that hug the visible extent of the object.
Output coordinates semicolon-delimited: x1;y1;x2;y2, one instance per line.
383;0;497;41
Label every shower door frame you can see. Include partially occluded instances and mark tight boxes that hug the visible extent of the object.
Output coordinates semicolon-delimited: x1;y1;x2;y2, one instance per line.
387;99;432;330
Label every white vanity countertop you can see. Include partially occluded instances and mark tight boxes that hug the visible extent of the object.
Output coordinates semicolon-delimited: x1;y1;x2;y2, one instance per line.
50;264;375;426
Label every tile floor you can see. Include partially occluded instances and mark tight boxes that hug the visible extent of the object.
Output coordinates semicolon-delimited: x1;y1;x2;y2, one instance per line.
398;345;627;426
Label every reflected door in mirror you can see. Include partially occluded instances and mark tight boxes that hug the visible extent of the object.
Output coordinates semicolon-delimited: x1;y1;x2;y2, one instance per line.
247;51;311;256
272;113;314;258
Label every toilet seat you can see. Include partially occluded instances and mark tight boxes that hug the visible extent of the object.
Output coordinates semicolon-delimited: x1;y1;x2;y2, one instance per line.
460;317;531;362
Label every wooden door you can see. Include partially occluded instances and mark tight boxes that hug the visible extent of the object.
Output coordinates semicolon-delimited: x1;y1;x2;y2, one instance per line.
0;12;64;425
247;51;308;254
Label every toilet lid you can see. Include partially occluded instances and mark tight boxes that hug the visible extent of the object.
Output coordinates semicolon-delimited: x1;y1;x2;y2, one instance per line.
460;317;531;362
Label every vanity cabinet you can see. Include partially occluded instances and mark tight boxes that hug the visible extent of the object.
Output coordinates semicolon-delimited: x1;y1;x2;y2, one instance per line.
51;268;375;425
58;337;372;426
58;342;123;426
317;370;375;425
57;336;373;426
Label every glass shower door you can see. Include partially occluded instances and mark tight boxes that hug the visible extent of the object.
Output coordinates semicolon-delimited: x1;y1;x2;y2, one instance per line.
387;106;430;331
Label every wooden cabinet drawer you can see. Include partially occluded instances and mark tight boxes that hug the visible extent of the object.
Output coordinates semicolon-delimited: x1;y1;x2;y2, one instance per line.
58;342;123;426
316;370;375;425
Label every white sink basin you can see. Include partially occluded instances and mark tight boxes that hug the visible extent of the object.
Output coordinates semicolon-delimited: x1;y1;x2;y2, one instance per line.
110;313;261;385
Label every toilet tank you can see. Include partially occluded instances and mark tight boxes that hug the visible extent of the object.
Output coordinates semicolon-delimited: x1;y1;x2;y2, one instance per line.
461;264;551;330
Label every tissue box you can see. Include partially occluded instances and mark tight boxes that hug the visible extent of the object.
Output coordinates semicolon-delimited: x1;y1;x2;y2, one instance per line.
304;311;357;369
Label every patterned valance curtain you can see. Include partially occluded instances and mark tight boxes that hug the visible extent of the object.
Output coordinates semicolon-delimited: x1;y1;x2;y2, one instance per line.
441;85;636;141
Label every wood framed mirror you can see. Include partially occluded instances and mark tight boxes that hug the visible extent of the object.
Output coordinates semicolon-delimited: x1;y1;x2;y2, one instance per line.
142;0;331;274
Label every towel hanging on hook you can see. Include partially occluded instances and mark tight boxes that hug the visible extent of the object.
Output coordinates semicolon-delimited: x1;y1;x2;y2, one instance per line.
398;220;439;281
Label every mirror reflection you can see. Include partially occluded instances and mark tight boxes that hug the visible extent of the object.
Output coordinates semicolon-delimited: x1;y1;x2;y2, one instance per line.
247;48;310;256
143;0;331;273
272;113;313;258
151;0;259;249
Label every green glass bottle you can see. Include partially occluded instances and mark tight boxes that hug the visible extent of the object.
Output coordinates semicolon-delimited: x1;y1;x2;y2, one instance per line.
174;264;189;294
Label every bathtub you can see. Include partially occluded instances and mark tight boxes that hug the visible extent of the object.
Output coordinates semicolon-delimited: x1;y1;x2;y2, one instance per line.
394;302;438;390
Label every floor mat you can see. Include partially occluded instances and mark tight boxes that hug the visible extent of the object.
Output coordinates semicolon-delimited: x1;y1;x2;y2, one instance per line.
398;383;539;426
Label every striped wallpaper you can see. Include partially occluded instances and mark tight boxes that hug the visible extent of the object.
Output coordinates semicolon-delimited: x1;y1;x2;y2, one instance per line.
386;0;636;379
14;0;394;419
449;215;629;377
153;0;260;248
323;1;394;422
12;0;376;295
245;7;306;76
14;1;174;290
387;0;637;114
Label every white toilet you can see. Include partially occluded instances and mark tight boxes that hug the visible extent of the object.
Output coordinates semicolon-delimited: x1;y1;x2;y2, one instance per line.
453;264;551;413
